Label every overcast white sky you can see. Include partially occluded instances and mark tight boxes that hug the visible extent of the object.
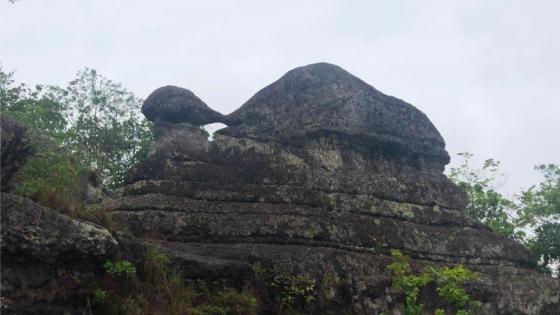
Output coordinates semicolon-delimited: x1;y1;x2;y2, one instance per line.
1;0;559;195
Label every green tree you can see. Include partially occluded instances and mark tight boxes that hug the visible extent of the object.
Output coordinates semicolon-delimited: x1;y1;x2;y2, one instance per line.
517;164;560;226
448;152;520;239
1;67;68;142
1;66;153;188
527;223;560;274
56;68;153;186
2;66;84;212
449;154;559;275
517;164;560;274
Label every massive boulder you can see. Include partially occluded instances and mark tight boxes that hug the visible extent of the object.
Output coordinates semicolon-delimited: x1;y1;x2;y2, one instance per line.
223;63;448;165
1;193;117;263
1;192;118;314
106;63;559;314
143;85;238;125
0;115;32;191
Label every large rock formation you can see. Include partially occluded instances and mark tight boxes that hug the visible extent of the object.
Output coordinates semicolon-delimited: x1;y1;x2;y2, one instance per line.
106;63;557;314
224;63;448;164
1;64;556;314
106;63;560;314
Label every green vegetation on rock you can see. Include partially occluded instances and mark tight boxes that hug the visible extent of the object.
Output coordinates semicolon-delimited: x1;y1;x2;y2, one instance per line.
252;263;316;314
92;248;259;315
90;248;318;315
387;249;479;315
11;136;85;214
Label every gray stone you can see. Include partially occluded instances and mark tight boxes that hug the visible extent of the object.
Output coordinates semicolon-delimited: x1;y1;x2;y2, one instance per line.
142;85;237;125
1;192;117;263
0;192;118;313
222;63;449;167
110;63;560;314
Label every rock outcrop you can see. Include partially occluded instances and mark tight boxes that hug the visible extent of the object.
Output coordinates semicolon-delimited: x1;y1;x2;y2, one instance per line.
223;63;448;164
1;193;117;264
143;85;238;126
0;115;32;191
1;193;118;314
106;63;560;314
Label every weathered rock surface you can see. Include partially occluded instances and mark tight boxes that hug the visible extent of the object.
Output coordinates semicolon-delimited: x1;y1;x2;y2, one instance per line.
143;85;237;125
1;192;117;262
0;192;118;314
3;63;557;314
107;63;560;314
223;63;449;166
0;115;32;191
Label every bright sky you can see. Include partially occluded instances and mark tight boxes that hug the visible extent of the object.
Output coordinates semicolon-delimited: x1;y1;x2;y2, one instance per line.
1;0;559;195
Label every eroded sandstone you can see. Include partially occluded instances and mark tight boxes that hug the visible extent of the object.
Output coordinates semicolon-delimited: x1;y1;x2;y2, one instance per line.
1;63;557;314
106;63;560;314
0;193;118;313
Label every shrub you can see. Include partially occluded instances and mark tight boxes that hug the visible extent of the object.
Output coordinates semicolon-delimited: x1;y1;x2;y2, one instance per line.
92;248;260;315
252;263;316;314
93;288;108;303
143;246;171;283
103;260;137;278
387;249;478;315
12;136;85;215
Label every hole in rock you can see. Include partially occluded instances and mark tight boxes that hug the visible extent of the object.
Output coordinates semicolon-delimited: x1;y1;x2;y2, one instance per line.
202;123;227;141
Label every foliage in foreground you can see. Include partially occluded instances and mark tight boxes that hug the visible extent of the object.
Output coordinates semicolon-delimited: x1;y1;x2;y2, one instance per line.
91;248;316;315
387;250;479;315
92;248;259;315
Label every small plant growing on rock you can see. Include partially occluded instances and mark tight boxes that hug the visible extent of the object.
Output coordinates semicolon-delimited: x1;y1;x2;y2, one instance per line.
252;263;316;314
387;249;479;315
93;248;259;315
103;260;137;278
143;246;171;283
387;250;430;315
93;288;108;303
425;265;477;310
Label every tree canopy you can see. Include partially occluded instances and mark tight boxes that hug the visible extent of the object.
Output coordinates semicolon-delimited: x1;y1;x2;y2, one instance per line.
1;66;153;190
449;153;560;275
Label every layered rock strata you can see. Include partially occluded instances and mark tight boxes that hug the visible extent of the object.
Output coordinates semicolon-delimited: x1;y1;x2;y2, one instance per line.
105;63;559;314
1;193;118;314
